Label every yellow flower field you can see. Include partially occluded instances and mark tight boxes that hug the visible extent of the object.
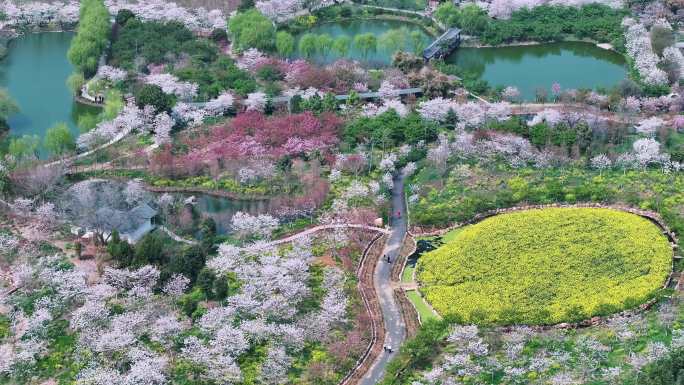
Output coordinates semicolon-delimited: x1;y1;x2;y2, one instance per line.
417;208;672;325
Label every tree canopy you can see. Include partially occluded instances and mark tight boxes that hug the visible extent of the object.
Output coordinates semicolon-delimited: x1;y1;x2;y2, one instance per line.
67;0;111;76
228;9;276;52
44;122;76;156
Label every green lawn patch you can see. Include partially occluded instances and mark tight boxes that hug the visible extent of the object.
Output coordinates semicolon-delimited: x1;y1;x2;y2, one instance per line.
401;264;415;283
417;208;672;325
440;227;464;244
406;290;438;322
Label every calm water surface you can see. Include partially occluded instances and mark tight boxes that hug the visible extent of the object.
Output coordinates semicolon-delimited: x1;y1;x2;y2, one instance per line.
0;32;98;152
192;194;277;235
447;41;628;100
295;21;628;99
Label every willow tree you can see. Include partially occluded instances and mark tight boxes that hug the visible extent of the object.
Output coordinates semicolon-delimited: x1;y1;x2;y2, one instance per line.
354;33;377;59
379;28;406;55
317;34;334;58
299;33;318;58
67;0;111;76
44;122;76;157
410;30;426;54
276;31;295;57
332;36;350;57
228;9;275;52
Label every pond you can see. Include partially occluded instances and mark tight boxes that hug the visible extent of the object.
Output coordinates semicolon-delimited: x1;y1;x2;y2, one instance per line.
0;32;98;154
292;19;433;66
447;41;628;101
190;194;279;235
293;20;627;99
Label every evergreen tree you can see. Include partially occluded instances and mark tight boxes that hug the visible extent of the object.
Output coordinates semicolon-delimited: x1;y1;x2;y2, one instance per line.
197;268;216;299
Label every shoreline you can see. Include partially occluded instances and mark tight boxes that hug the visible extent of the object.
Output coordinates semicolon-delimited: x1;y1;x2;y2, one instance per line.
0;25;75;59
282;13;441;38
460;36;618;53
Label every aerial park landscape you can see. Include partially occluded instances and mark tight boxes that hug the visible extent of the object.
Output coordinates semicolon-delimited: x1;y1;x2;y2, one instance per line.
1;0;684;384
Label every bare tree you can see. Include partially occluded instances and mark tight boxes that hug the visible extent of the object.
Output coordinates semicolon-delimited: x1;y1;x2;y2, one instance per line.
9;164;66;199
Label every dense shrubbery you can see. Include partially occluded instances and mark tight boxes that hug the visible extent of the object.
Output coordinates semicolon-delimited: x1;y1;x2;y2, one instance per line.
108;224;217;285
410;166;684;239
175;56;257;98
343;110;439;150
109;18;197;70
417;208;672;325
134;84;175;112
354;0;427;11
110;14;257;99
483;4;627;47
623;348;684;385
435;3;626;48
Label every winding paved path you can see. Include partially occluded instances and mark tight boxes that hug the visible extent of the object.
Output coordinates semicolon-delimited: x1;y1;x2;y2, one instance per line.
253;224;391;249
359;175;408;385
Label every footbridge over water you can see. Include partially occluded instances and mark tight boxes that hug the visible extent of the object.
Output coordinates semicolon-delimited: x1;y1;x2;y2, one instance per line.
423;27;461;61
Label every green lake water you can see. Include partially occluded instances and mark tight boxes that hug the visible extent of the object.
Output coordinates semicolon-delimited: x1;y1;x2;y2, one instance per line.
447;41;628;100
295;20;627;100
0;32;97;153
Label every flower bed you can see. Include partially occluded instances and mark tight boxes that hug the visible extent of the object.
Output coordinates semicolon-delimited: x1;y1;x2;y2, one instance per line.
417;207;673;325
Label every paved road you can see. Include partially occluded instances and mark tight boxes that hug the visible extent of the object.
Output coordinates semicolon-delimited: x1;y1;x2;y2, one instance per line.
359;174;408;385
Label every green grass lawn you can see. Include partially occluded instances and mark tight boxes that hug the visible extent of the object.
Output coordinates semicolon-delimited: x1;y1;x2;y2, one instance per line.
406;290;438;322
401;263;415;283
440;227;464;244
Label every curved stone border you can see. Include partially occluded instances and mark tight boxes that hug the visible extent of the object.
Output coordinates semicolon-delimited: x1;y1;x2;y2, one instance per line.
410;202;679;331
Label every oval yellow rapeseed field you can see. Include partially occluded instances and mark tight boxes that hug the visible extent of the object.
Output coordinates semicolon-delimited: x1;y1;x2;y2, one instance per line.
416;208;672;325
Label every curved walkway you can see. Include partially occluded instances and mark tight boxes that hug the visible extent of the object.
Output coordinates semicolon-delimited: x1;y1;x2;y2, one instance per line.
359;174;408;385
45;131;129;168
160;223;390;248
251;224;391;249
159;226;197;245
